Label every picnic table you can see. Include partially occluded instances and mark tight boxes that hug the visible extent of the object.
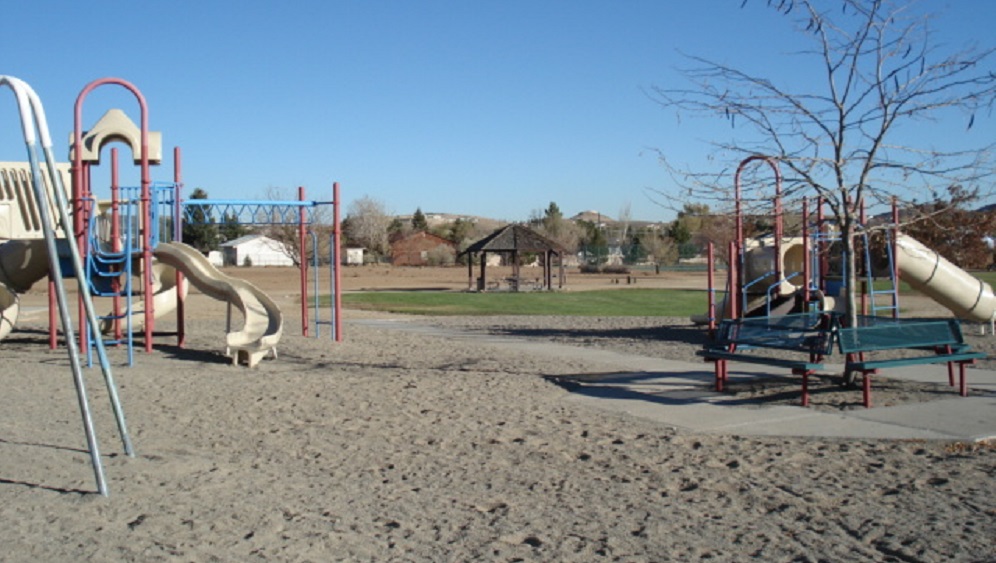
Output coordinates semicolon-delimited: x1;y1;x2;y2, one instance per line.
697;313;835;407
698;313;986;408
837;316;985;407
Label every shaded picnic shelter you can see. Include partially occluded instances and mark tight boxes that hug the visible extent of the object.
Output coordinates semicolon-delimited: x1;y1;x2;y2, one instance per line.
460;224;567;292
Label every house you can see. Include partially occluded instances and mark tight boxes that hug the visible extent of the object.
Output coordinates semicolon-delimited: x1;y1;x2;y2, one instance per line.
207;250;224;267
345;247;364;266
220;234;294;267
390;231;457;266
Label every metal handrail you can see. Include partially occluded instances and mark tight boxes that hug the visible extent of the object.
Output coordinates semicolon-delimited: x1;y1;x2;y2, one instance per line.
1;76;133;496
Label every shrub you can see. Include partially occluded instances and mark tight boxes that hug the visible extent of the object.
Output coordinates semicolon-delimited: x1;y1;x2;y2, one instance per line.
602;265;631;275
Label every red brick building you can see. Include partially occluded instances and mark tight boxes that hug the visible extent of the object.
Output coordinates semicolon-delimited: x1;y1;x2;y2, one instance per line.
390;231;458;266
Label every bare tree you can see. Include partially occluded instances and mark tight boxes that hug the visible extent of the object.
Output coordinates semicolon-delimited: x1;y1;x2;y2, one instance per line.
640;230;679;267
616;203;632;245
650;0;995;322
345;195;392;259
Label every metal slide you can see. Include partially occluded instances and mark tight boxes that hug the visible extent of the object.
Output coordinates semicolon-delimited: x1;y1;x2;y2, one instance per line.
153;241;282;367
895;233;996;322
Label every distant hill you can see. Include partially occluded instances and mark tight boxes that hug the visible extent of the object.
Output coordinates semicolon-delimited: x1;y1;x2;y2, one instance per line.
395;210;668;232
394;212;505;231
570;210;616;225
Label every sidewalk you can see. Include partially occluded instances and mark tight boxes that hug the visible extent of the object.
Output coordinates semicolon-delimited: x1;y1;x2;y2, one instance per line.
352;318;996;442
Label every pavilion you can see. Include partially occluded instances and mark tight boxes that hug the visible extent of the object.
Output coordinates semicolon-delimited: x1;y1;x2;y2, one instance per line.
460;224;568;291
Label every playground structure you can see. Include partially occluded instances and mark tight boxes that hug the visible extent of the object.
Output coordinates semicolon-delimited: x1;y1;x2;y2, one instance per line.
1;77;343;366
0;76;342;493
705;156;996;328
699;155;990;408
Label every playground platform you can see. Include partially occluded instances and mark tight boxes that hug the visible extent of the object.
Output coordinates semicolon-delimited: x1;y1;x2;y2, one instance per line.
351;318;996;442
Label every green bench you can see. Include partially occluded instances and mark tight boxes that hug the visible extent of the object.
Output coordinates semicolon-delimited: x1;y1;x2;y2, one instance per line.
697;313;836;407
837;316;986;408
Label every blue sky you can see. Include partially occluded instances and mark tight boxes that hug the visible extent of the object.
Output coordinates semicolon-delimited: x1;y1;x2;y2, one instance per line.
1;1;992;223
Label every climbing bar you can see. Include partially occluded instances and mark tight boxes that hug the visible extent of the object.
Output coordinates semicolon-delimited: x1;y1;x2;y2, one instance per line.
181;199;322;225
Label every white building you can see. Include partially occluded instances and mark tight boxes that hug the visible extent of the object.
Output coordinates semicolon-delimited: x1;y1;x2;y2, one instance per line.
345;247;364;266
220;234;294;267
207;250;224;267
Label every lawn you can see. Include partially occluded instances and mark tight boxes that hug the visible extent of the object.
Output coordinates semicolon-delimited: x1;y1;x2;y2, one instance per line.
334;269;996;317
338;288;709;317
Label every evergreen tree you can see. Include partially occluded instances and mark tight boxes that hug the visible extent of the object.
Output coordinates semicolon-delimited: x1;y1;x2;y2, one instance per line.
542;202;564;237
219;212;248;243
182;187;220;253
387;217;405;239
578;220;608;264
411;207;429;231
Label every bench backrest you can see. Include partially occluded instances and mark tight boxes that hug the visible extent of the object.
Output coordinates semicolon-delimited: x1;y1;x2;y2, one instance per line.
836;317;965;354
717;313;835;355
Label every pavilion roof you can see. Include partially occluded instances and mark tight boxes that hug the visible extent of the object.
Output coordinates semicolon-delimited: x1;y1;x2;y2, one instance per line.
461;224;567;255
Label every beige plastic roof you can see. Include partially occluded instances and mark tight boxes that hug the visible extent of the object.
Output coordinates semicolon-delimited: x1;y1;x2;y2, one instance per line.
71;108;162;164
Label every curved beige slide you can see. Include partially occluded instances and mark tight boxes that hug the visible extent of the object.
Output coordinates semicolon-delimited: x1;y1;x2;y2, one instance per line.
0;239;189;340
895;233;996;322
0;282;18;340
0;240;49;340
99;261;189;333
153;241;282;367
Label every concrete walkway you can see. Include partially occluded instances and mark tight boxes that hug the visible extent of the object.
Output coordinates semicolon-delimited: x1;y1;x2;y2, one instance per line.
352;318;996;442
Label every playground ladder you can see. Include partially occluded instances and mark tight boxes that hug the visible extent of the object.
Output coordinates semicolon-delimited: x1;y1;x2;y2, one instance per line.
84;197;138;366
1;76;134;496
82;182;175;365
863;229;900;318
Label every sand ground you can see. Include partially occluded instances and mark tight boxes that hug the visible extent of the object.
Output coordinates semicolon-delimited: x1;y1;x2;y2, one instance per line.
0;265;993;561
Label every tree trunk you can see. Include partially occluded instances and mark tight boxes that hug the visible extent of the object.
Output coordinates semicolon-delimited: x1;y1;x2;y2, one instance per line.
841;222;860;327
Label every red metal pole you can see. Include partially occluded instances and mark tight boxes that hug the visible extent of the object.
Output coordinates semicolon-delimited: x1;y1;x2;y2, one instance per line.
728;240;740;320
111;149;122;342
817;196;827;293
299;186;309;337
139;108;152;353
74;77;153;352
48;276;57;349
802;198;810;307
71;116;85;352
707;241;716;335
891;196;900;318
733;156;781;313
81;163;92;349
333;182;342;342
174;147;186;346
734;163;744;255
76;162;91;352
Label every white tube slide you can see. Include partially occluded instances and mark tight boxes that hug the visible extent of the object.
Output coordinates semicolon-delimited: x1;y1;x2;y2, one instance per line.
895;233;996;322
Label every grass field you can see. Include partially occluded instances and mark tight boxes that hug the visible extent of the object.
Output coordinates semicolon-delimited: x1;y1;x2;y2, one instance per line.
340;288;709;317
335;270;996;317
